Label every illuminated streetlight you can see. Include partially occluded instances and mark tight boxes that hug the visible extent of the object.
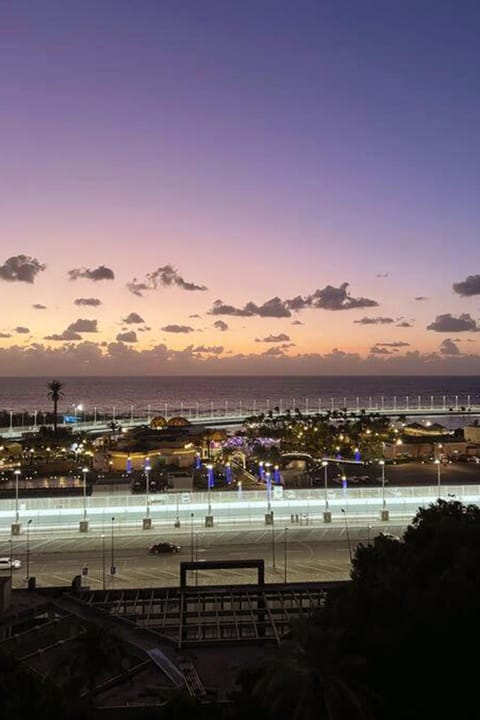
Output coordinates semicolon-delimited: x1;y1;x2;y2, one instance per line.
434;459;441;498
13;468;21;527
82;467;88;520
322;460;331;523
379;460;389;521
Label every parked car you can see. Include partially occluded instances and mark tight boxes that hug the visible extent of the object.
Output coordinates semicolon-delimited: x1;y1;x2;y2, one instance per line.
148;542;181;554
0;557;22;570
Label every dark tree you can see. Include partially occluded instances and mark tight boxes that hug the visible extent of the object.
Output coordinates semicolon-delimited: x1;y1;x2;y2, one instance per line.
47;379;64;433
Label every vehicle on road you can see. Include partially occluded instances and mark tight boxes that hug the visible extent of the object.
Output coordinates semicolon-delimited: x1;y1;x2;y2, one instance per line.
148;542;181;554
0;557;22;570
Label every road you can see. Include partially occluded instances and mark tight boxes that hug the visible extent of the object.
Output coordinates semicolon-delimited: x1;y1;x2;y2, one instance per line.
2;523;407;590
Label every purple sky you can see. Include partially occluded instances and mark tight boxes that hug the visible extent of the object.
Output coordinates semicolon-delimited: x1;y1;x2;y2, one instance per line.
1;0;480;375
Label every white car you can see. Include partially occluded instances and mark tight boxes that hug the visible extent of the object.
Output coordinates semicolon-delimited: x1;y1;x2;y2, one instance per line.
0;557;22;570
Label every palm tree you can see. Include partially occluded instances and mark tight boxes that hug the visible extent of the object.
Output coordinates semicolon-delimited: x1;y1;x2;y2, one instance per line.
47;379;64;433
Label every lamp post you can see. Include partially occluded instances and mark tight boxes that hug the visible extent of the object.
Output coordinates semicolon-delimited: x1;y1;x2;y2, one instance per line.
205;465;214;527
110;516;116;582
322;460;331;523
379;460;389;520
265;471;273;525
283;527;288;583
341;508;352;562
190;513;194;561
434;459;441;499
143;458;152;529
271;513;276;570
12;468;21;534
79;466;89;532
101;533;106;590
26;519;32;581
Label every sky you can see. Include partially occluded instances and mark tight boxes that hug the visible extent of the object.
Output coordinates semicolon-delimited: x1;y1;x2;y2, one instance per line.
1;0;480;375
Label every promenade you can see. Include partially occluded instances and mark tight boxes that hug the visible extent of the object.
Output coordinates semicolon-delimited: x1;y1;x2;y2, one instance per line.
2;392;480;439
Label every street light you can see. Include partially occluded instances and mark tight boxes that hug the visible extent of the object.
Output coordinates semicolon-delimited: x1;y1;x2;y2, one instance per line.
111;516;116;581
14;468;21;525
82;467;88;520
283;527;288;583
434;459;441;498
341;508;352;562
271;514;276;570
190;513;194;561
266;471;272;514
145;458;151;518
379;460;386;508
101;533;106;590
206;464;213;515
26;519;32;581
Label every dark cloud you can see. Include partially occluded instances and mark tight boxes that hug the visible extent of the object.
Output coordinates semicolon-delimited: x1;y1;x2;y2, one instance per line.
415;296;428;301
453;274;480;297
122;312;145;324
15;326;30;334
161;325;195;333
354;317;394;325
255;333;291;343
45;330;82;341
32;303;47;310
189;314;202;319
0;255;46;283
439;338;461;356
68;265;115;281
74;298;102;307
291;320;304;325
209;284;377;318
0;332;11;338
376;272;389;278
396;321;413;328
116;331;137;343
214;320;229;332
304;283;378;311
192;345;224;354
375;341;411;348
67;318;98;333
427;313;478;332
127;264;207;296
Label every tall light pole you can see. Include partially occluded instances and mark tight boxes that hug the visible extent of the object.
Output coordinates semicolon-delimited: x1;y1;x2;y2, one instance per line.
283;527;288;583
341;508;352;562
322;460;331;523
265;471;273;525
190;513;194;561
379;460;388;520
26;519;32;581
143;458;152;530
434;459;441;499
206;465;214;527
13;468;21;533
101;533;106;590
110;516;116;584
271;514;276;570
82;467;88;520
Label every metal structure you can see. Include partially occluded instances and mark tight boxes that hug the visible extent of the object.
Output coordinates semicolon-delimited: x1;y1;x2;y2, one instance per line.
75;579;345;648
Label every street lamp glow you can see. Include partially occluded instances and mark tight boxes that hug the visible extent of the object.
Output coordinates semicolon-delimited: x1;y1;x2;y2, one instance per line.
82;467;88;520
379;459;386;509
434;458;441;498
13;469;21;523
322;460;329;511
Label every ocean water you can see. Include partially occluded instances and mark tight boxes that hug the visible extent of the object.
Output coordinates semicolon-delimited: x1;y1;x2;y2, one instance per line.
0;375;478;416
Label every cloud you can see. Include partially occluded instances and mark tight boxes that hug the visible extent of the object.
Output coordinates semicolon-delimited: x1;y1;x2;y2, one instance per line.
74;297;102;307
189;314;202;318
161;324;195;333
116;331;137;343
67;318;98;333
291;320;304;325
0;332;12;338
255;333;291;343
376;272;389;278
122;312;145;324
370;345;393;355
427;313;479;332
0;254;46;283
439;338;461;356
32;303;47;310
15;326;30;334
375;341;411;348
209;284;378;318
45;330;82;341
214;320;229;332
303;283;378;311
396;321;413;327
127;264;207;296
415;296;428;301
354;317;394;325
453;274;480;297
68;265;115;281
192;345;224;355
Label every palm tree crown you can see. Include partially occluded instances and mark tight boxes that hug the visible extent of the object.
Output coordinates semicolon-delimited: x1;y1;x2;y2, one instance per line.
47;379;64;432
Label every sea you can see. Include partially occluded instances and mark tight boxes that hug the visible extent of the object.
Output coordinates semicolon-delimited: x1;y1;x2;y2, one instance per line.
0;376;479;419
